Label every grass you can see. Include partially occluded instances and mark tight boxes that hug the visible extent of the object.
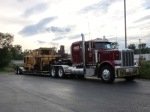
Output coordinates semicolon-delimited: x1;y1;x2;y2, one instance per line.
0;62;23;73
137;60;150;79
0;68;14;72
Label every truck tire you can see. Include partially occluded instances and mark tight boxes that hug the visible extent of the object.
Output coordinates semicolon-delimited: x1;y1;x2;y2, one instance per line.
15;67;18;74
124;76;136;81
18;69;20;74
58;67;65;78
50;67;58;78
100;66;115;83
15;67;22;74
17;68;22;74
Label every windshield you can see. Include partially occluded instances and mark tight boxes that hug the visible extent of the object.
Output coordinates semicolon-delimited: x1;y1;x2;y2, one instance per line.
95;42;112;50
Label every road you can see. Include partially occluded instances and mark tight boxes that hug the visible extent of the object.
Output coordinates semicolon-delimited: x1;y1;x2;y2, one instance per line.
0;73;150;112
11;60;23;64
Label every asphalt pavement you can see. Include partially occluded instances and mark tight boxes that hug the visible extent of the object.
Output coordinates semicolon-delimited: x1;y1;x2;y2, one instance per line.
0;73;150;112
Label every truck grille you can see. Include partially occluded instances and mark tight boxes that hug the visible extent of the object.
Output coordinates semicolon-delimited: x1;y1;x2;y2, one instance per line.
120;50;134;66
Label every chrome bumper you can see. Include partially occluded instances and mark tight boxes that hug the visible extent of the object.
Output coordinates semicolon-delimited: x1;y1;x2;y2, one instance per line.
115;66;139;78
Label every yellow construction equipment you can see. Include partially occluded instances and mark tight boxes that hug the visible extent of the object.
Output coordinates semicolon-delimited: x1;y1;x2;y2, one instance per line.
15;47;61;74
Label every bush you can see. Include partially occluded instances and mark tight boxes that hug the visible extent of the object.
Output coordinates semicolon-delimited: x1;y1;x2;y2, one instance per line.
0;60;24;73
0;62;15;73
137;60;150;79
0;47;12;69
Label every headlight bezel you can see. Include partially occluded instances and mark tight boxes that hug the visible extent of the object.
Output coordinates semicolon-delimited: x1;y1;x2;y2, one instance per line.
114;60;122;65
134;60;139;66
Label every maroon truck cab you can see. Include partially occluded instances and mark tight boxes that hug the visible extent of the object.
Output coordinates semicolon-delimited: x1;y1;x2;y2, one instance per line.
71;38;119;67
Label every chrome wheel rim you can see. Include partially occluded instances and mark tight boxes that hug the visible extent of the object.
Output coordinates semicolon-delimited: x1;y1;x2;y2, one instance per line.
51;68;55;77
102;69;110;81
58;68;63;77
18;69;20;74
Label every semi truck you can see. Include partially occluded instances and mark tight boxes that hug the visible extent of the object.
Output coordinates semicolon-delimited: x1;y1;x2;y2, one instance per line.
15;33;139;83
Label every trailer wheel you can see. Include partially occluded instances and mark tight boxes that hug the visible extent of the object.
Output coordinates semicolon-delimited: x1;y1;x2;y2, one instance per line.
15;67;22;74
124;76;136;81
18;69;20;74
100;66;115;83
58;67;65;78
17;68;22;74
15;67;18;74
50;67;57;78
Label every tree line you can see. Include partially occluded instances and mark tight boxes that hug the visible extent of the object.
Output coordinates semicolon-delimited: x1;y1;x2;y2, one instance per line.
128;43;149;54
111;42;150;54
0;32;31;69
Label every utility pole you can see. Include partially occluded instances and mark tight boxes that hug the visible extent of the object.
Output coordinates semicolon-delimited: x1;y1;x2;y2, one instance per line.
124;0;127;49
139;39;141;59
116;27;118;49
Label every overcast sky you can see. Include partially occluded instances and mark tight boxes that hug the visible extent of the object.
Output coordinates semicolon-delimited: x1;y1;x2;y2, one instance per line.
1;0;150;53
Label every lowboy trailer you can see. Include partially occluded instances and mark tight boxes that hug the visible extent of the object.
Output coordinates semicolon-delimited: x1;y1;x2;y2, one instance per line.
16;33;139;83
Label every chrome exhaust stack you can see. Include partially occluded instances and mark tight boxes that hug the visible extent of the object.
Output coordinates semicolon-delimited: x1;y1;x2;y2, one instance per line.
94;50;98;63
81;33;85;68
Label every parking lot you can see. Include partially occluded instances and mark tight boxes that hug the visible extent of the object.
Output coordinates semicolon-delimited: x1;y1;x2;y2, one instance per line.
0;73;150;112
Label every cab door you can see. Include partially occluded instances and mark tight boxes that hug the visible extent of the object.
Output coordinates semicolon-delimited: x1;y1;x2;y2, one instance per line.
85;42;94;64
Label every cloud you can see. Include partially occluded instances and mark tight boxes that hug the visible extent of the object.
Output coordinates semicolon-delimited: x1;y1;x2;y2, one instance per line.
22;3;48;18
52;36;65;41
49;42;59;46
19;16;57;36
18;0;25;2
45;26;71;33
146;6;150;10
134;15;150;23
106;36;117;42
36;40;46;44
34;40;60;46
141;33;150;40
79;0;115;14
68;34;81;40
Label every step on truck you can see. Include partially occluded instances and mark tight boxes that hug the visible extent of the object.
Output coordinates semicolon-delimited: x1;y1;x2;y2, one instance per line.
15;33;139;83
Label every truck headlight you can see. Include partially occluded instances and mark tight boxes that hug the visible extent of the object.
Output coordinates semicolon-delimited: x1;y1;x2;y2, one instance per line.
134;60;138;66
114;60;122;65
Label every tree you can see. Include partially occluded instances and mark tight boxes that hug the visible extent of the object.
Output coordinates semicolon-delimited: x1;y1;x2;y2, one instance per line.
18;49;32;60
10;46;18;60
23;49;32;55
0;47;12;69
111;42;119;49
10;45;23;60
128;43;136;50
14;45;22;54
0;32;14;69
138;43;149;54
138;43;146;49
128;43;138;54
0;32;14;47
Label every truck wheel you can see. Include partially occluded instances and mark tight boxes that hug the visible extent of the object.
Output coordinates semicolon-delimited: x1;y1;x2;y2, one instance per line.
124;76;136;81
100;66;115;83
15;67;21;74
58;67;65;78
18;69;20;74
50;67;57;78
17;68;22;74
15;67;18;74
